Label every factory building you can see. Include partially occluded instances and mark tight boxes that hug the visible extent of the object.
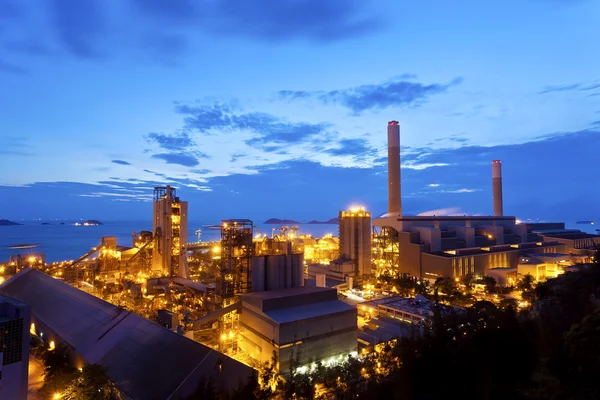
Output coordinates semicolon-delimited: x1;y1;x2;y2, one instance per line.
238;287;357;372
152;186;189;278
0;294;30;400
373;121;568;279
251;241;304;292
0;268;255;399
338;207;372;277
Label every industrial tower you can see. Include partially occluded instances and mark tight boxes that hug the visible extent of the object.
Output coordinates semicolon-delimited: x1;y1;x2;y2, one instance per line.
151;186;189;278
339;207;372;276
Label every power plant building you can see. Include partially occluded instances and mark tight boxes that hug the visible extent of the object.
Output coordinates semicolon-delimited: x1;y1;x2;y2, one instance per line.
238;287;357;372
373;122;568;280
339;207;372;276
152;186;189;278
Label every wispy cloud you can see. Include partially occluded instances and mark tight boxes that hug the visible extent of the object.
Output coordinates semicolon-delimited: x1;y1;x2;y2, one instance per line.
175;102;332;151
0;60;27;75
279;77;463;114
111;160;131;166
538;81;600;94
145;132;195;151
151;153;201;167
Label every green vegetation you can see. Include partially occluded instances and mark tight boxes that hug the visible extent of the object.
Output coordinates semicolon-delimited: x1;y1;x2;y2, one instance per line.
32;342;120;400
202;248;600;399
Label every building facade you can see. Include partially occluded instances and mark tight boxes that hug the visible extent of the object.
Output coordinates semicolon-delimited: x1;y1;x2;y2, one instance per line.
0;295;30;400
238;287;357;372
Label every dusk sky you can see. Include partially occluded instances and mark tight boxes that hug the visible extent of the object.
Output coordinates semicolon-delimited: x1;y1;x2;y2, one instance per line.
1;0;599;223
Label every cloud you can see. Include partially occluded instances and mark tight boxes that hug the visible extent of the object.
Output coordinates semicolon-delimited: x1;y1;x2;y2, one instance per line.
151;153;200;167
145;131;195;151
322;138;377;160
49;0;105;58
111;160;132;166
441;188;480;194
0;60;27;75
134;0;378;42
538;81;600;94
279;77;463;114
427;183;440;187
175;102;332;150
418;207;463;216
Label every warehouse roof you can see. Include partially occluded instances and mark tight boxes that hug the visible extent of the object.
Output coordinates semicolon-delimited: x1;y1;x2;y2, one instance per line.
0;268;253;400
265;300;355;324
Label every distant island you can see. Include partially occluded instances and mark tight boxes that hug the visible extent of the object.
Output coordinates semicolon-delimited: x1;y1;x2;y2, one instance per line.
307;218;339;224
0;219;21;226
74;220;103;226
264;218;300;225
41;222;52;225
264;218;338;225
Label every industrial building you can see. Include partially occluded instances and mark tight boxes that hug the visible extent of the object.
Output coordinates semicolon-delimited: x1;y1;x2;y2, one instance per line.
0;268;255;399
152;186;189;278
0;294;30;400
338;207;372;277
237;287;357;372
373;121;569;280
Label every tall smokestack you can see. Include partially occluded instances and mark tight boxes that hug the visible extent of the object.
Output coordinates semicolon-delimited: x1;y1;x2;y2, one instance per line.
387;121;402;215
492;160;503;216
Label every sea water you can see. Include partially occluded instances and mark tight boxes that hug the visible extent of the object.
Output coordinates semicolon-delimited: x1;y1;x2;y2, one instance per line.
0;221;340;262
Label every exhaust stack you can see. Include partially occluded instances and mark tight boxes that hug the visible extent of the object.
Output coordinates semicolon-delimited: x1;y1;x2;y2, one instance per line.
387;121;402;216
492;160;503;216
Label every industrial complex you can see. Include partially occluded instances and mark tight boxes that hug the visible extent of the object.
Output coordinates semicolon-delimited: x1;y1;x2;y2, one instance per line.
1;121;598;399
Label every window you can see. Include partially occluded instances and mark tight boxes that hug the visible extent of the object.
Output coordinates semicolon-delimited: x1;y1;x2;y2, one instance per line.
0;318;24;365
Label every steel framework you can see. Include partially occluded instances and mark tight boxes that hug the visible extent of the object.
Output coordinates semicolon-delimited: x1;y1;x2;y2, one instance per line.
372;225;400;276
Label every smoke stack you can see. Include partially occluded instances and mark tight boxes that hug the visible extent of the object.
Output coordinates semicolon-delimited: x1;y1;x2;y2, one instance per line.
492;160;503;216
387;121;402;215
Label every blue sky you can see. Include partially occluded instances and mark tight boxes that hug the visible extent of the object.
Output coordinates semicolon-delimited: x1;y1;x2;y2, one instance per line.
0;0;599;223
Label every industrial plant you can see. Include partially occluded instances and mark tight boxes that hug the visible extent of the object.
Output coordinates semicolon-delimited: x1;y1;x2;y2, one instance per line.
1;121;599;399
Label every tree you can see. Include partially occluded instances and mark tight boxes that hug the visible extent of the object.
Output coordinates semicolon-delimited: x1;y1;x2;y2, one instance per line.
61;364;121;400
517;274;535;292
480;276;497;294
563;311;600;398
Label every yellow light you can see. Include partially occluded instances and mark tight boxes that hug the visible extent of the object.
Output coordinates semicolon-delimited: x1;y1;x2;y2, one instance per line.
220;334;226;341
49;341;56;351
53;393;62;399
0;266;4;273
28;256;36;263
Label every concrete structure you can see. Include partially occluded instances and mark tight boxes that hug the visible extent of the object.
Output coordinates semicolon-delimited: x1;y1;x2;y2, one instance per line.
358;294;452;326
492;160;503;217
0;268;255;399
0;294;30;400
152;186;189;278
373;121;568;279
387;121;402;215
250;242;304;292
238;287;357;372
338;207;372;276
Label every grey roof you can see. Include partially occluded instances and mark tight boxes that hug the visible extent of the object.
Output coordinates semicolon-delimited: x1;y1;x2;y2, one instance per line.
264;300;355;324
0;268;253;400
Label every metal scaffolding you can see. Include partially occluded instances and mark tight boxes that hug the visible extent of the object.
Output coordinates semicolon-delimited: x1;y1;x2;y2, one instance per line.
217;219;254;303
372;226;400;276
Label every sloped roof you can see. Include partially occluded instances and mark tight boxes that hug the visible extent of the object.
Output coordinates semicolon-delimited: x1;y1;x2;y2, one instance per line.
0;268;253;400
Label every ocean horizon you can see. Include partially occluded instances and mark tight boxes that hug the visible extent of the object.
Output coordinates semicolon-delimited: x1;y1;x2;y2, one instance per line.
0;220;340;262
0;219;597;263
